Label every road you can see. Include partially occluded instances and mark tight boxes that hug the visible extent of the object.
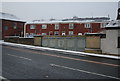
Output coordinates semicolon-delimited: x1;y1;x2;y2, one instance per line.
2;45;120;80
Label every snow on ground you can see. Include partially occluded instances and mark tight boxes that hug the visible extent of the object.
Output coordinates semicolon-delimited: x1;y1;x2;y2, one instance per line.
1;41;120;60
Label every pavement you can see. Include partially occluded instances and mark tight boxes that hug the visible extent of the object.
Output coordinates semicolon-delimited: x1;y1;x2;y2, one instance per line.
1;43;120;80
1;41;120;60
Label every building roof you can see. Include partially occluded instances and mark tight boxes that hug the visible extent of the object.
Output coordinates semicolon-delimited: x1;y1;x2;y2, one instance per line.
0;12;26;22
106;20;120;28
26;20;96;24
26;18;110;24
62;17;110;22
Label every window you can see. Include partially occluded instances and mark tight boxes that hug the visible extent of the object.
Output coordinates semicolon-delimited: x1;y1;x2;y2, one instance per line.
54;31;59;35
69;31;74;35
55;24;59;30
30;25;35;29
13;22;17;29
49;31;53;35
19;23;23;27
42;25;47;29
13;26;17;29
69;23;74;29
29;33;34;37
62;31;66;36
78;33;82;35
84;23;91;28
118;37;120;48
4;26;8;30
26;33;29;37
101;23;107;28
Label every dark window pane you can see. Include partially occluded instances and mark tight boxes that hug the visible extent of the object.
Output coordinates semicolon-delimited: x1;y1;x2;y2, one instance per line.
4;26;8;30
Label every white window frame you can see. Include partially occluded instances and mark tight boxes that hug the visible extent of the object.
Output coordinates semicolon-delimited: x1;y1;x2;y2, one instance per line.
69;23;74;29
69;31;74;35
30;25;35;29
84;23;91;28
54;31;59;35
42;24;47;29
55;24;59;30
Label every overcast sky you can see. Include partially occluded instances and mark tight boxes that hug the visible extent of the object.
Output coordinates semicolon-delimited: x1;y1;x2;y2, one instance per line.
1;2;119;21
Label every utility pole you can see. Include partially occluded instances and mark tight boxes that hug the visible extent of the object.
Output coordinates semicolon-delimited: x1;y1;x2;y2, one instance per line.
117;1;120;20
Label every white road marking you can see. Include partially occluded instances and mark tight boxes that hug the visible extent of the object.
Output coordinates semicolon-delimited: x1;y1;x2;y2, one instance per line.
7;54;32;61
0;76;10;81
0;76;6;79
50;64;120;80
63;52;86;57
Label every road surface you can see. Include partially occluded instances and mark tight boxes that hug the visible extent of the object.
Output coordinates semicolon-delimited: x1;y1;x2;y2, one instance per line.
2;45;120;80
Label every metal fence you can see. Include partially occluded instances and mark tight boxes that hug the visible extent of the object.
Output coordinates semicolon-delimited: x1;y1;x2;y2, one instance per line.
41;36;86;52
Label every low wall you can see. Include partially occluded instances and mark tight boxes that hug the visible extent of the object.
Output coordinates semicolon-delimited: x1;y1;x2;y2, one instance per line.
19;38;34;45
4;36;101;52
86;36;101;49
34;36;42;46
4;37;34;45
4;36;19;43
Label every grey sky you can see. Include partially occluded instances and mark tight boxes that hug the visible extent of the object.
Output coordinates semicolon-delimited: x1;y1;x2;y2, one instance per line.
2;2;118;21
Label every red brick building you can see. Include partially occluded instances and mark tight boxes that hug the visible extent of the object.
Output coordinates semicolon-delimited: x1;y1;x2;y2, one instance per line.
25;17;110;37
0;12;26;39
